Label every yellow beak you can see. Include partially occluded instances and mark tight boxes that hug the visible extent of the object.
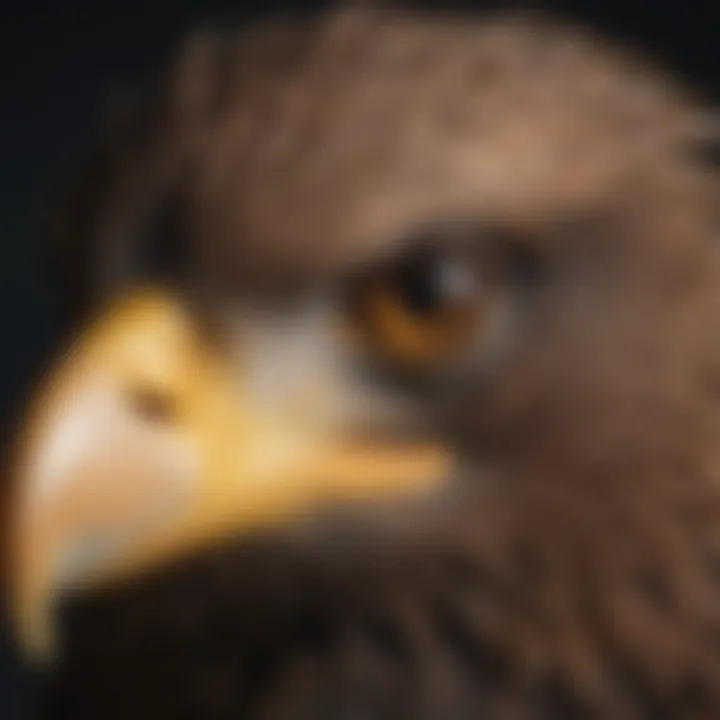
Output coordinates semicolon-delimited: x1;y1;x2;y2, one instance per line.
5;288;450;662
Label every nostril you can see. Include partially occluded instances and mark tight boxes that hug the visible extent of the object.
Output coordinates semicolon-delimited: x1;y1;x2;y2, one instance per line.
127;387;179;425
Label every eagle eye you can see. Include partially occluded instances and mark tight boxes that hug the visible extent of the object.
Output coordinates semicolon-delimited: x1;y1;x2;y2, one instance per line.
344;245;497;369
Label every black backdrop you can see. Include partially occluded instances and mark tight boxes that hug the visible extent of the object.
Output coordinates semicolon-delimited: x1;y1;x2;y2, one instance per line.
0;1;717;716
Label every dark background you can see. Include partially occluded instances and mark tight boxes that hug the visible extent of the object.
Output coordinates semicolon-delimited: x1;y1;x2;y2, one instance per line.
1;1;716;716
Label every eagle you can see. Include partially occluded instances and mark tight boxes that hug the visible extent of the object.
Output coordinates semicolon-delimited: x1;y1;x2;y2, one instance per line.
4;5;720;719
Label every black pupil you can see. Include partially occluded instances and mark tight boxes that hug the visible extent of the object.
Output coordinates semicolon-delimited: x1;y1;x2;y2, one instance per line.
394;254;457;316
